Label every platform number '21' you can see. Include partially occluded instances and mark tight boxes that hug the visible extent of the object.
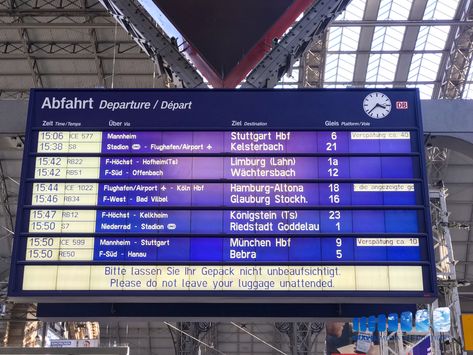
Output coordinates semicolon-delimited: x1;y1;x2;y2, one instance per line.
326;132;337;151
326;132;339;177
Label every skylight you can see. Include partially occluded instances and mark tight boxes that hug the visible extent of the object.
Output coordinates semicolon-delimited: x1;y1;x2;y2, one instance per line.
408;53;442;82
327;26;361;52
406;0;461;93
325;54;357;83
366;54;399;83
323;0;363;86
377;0;413;21
462;68;473;99
415;26;450;51
276;0;470;99
423;0;460;20
407;84;435;99
371;26;406;51
275;61;301;89
335;0;366;21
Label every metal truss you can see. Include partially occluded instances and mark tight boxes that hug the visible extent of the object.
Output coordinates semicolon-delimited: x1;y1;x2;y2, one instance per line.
275;322;324;355
281;0;473;97
331;19;473;27
0;0;102;10
435;0;473;99
426;145;449;185
4;303;37;347
0;41;145;59
425;145;465;354
0;160;15;251
0;90;29;100
379;331;436;355
81;0;106;87
166;322;217;355
8;0;43;88
0;0;119;94
242;0;352;88
430;186;466;355
99;0;206;88
301;34;327;88
0;0;115;28
0;0;181;95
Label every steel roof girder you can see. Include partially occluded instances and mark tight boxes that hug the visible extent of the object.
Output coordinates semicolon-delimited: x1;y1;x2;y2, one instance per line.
242;0;352;88
80;0;106;87
393;0;429;87
352;0;381;86
434;0;473;98
99;0;206;88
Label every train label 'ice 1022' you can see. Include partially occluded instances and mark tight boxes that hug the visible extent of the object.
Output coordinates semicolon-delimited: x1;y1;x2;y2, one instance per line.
8;89;436;303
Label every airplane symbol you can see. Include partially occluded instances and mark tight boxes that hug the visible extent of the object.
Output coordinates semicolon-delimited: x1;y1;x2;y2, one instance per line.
161;186;167;191
207;144;212;150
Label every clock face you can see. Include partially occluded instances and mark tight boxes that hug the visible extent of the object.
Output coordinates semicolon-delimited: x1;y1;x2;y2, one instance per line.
363;92;392;119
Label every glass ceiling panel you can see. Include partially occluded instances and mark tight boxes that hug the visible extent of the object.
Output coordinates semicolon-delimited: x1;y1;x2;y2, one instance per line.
408;53;442;82
274;83;299;89
423;0;460;20
278;0;466;98
327;26;362;51
276;66;300;89
415;26;450;51
377;0;413;21
365;84;394;88
325;54;357;83
335;0;367;21
371;26;406;51
463;85;473;99
462;67;473;99
281;69;300;83
407;84;434;99
366;54;399;82
324;84;352;88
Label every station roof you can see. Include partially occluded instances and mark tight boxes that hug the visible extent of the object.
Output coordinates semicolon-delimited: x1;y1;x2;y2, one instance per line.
277;0;473;100
0;0;473;343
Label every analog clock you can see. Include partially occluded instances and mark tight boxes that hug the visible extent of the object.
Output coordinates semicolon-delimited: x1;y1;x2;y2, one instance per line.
363;92;392;119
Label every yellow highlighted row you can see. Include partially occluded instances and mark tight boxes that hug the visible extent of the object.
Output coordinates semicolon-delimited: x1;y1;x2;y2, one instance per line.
353;183;415;192
32;183;98;206
29;210;96;233
22;265;423;292
350;132;410;140
37;132;102;153
34;157;101;179
26;237;94;261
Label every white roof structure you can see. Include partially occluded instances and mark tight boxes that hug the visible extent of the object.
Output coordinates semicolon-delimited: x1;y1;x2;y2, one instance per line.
278;0;473;101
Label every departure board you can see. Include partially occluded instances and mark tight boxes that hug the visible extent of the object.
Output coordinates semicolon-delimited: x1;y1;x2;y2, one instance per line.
8;89;436;303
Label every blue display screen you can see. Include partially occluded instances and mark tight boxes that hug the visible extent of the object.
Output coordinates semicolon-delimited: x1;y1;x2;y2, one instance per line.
9;89;436;303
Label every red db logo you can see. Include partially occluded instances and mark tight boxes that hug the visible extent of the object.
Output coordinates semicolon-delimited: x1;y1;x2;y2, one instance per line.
396;101;408;109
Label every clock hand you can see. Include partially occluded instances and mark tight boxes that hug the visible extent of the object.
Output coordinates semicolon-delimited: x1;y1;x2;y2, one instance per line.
368;104;380;114
368;103;388;114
